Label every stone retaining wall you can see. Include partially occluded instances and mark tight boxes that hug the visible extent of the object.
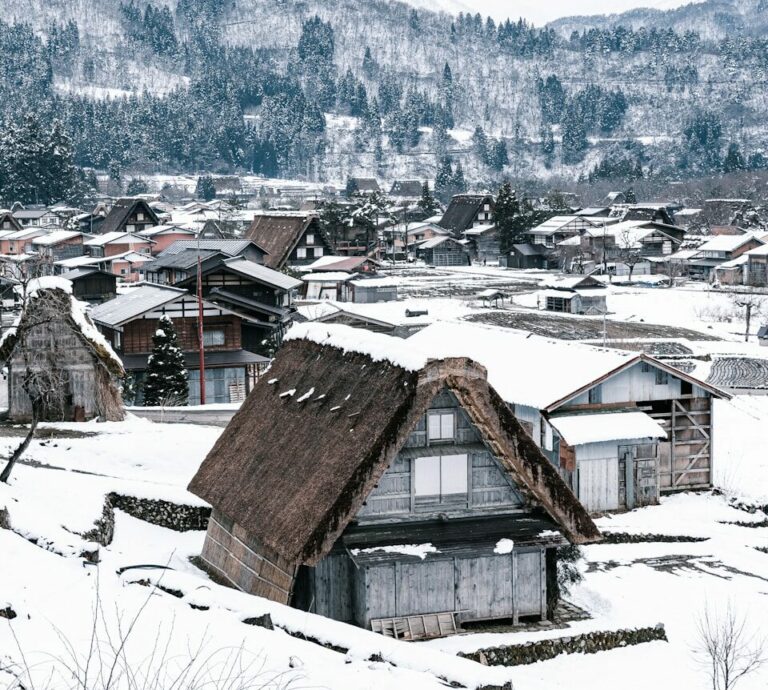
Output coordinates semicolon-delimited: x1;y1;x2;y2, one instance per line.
107;493;211;532
460;625;667;667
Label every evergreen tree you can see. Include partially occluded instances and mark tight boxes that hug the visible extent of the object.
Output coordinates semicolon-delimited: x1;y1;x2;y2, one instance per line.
723;142;745;173
452;161;467;195
417;181;439;217
489;139;509;171
362;46;376;78
434;156;453;202
195;174;216;200
473;125;489;164
142;316;189;407
540;124;555;168
561;103;589;165
126;177;149;196
495;182;520;254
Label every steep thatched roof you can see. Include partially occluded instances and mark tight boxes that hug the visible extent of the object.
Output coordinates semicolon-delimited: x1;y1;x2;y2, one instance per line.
439;194;493;234
188;328;600;568
245;213;328;269
100;198;159;236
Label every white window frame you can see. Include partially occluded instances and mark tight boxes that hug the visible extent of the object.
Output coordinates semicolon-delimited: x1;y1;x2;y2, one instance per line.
427;410;455;442
296;247;307;259
305;233;315;245
137;212;145;221
313;247;324;258
203;328;226;347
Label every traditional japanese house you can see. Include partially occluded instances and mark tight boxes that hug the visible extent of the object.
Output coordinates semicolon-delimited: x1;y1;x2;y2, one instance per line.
84;231;155;259
346;177;381;196
464;224;500;263
501;243;550;270
99;198;159;236
416;236;470;267
0;278;124;423
137;224;197;254
31;230;90;262
687;234;765;280
188;324;600;636
745;245;768;287
245;212;332;269
59;267;117;304
438;194;494;236
389;180;424;199
174;256;302;351
0;212;22;233
409;322;730;514
1;227;49;255
537;275;607;315
91;284;267;404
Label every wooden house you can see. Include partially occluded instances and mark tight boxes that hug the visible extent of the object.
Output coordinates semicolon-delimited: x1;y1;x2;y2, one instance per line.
438;194;494;236
416;236;470;267
570;221;685;264
501;243;550;269
1;227;49;255
137;224;197;254
31;230;90;262
59;267;117;304
745;245;768;287
175;256;302;352
346;177;381;196
537;275;607;315
526;216;611;250
464;224;499;263
302;272;354;301
103;250;156;282
0;212;22;233
300;302;426;337
12;207;61;228
389;180;423;199
187;325;600;636
409;322;729;514
687;234;765;281
99;198;159;236
245;212;332;269
91;284;267;405
84;231;155;259
0;278;124;423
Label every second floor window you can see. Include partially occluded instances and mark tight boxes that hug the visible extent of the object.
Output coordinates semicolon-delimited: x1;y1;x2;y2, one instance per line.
305;234;315;245
428;410;455;441
296;247;307;259
203;328;226;347
414;454;468;501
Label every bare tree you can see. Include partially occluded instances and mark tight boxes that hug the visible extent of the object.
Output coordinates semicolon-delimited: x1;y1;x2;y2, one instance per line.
0;260;68;483
694;603;766;690
618;228;644;282
730;292;765;342
659;257;686;288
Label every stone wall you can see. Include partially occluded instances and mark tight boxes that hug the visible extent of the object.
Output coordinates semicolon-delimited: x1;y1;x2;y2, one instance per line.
107;493;211;532
460;625;667;667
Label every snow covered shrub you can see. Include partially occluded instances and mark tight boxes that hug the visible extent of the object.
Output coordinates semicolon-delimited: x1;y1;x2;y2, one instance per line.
556;544;584;596
142;316;189;407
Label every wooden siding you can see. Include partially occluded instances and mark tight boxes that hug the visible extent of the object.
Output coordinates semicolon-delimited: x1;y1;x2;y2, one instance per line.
200;509;297;604
357;388;524;522
123;315;241;354
355;548;547;628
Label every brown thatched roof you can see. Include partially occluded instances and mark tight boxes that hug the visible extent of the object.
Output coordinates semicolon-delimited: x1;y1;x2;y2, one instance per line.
244;213;327;269
100;198;159;236
188;332;600;568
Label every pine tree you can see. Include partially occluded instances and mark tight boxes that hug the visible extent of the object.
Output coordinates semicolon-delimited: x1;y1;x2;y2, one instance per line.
434;156;453;202
142;316;189;407
417;181;439;217
473;125;489;164
495;182;520;254
195;174;216;200
452;161;467;195
723;142;745;173
126;177;149;196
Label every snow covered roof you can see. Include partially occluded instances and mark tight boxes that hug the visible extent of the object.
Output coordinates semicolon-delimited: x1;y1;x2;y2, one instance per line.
463;223;496;236
84;231;153;246
745;244;768;257
549;411;667;446
302;272;353;282
696;233;763;253
31;230;84;246
528;216;581;235
91;284;188;327
137;224;196;237
715;255;749;270
218;257;302;290
4;227;47;240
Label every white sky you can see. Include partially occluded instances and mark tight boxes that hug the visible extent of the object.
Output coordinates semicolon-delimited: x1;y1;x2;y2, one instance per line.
406;0;703;26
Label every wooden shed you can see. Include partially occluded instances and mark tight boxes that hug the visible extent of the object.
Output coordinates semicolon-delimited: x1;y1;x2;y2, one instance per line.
188;325;600;637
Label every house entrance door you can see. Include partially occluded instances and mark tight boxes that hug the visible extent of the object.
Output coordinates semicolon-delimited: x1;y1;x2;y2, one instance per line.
618;444;659;510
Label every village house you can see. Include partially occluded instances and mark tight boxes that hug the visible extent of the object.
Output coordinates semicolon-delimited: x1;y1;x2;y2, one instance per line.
98;198;159;236
389;180;424;199
610;203;677;226
438;194;494;236
416;236;470;267
346;177;381;196
84;231;155;259
527;215;616;250
187;324;600;637
299;301;429;337
464;224;500;263
1;227;49;255
174;255;302;352
500;243;551;270
537;275;607;315
687;234;765;281
246;212;332;269
12;207;62;228
746;245;768;287
59;267;117;304
91;284;268;405
409;322;729;513
0;211;22;233
137;224;197;254
0;278;124;423
31;230;90;262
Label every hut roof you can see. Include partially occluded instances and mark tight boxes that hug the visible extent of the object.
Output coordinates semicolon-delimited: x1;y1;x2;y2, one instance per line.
439;194;493;233
100;198;159;236
245;213;326;269
187;324;601;568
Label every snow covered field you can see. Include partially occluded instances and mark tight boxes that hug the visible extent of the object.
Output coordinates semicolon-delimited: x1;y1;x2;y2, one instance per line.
2;267;768;689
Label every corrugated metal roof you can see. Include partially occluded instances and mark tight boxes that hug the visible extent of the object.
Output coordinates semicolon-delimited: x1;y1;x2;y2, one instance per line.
222;257;303;290
159;239;255;257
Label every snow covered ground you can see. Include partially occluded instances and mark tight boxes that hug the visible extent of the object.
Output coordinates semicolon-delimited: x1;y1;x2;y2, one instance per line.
2;266;768;689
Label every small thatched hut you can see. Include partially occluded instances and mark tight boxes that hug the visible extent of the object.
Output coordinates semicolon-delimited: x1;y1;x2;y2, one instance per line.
188;324;600;638
0;278;125;423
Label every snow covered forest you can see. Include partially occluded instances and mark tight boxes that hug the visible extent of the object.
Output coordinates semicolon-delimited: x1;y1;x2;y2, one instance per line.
3;0;768;199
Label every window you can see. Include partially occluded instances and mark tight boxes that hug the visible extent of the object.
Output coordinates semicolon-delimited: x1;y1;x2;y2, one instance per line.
655;369;669;385
588;385;602;404
137;212;144;221
313;247;324;258
414;454;468;499
640;361;652;373
126;224;135;233
305;234;315;245
296;247;307;259
2;221;8;228
428;411;455;441
681;380;692;396
120;268;127;275
203;328;226;347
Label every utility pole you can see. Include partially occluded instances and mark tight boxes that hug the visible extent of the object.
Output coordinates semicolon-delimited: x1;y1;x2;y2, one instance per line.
196;232;206;405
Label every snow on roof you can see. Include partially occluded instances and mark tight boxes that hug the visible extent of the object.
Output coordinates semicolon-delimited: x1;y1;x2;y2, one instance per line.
557;235;582;247
696;233;763;253
84;231;152;246
302;272;353;282
303;255;353;270
27;276;73;296
31;230;83;246
4;227;46;240
716;255;749;270
746;244;768;257
539;288;579;300
221;257;303;290
463;223;496;236
528;216;580;235
285;323;428;372
549;411;667;446
91;284;187;327
407;321;638;410
137;224;196;237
